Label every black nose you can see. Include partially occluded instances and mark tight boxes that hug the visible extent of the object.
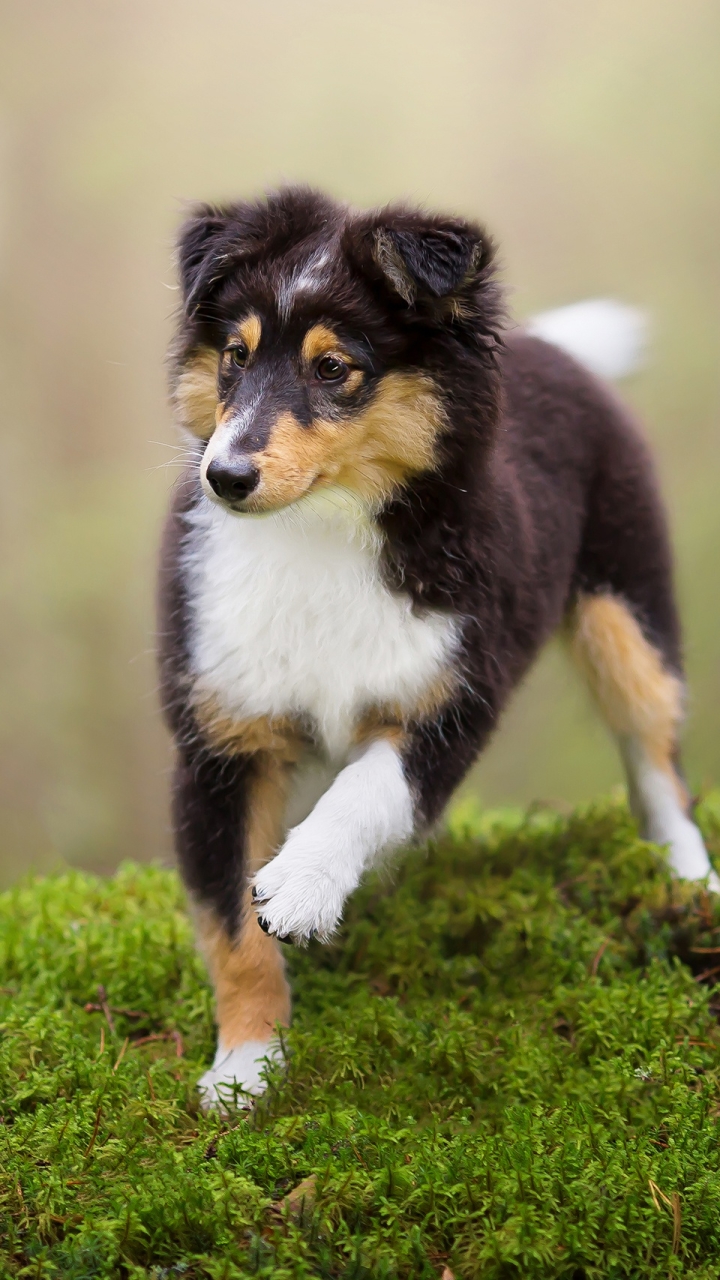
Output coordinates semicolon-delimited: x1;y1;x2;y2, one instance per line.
206;457;259;503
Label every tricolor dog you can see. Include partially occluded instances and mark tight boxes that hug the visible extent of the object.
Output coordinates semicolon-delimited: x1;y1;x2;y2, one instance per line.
158;186;716;1108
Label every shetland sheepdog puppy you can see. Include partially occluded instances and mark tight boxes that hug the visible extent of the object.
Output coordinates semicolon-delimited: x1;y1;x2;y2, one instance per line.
158;186;716;1108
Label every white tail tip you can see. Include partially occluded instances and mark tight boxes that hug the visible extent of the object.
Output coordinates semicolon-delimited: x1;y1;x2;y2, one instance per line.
526;298;648;381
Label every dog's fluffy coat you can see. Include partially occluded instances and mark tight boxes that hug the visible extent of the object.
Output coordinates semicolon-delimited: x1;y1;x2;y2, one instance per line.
158;186;715;1107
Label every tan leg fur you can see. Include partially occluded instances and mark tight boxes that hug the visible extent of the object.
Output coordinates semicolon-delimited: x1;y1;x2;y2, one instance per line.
567;592;685;798
196;753;291;1053
567;592;715;884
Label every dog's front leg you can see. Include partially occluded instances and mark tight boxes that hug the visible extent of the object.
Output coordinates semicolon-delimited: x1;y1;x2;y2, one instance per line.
252;737;414;943
172;745;291;1109
252;683;499;944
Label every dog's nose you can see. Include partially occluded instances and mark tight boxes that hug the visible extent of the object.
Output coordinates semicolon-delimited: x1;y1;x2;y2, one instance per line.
206;457;260;503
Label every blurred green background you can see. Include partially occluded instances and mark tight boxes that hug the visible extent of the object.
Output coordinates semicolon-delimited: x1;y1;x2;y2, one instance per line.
0;0;718;884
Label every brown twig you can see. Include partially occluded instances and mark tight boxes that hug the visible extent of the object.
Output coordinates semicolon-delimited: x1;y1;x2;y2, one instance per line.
648;1179;682;1253
97;985;115;1033
694;964;720;983
649;1178;668;1212
590;938;610;976
671;1192;682;1254
130;1031;184;1058
113;1037;129;1072
84;986;115;1033
83;987;148;1025
83;1106;103;1159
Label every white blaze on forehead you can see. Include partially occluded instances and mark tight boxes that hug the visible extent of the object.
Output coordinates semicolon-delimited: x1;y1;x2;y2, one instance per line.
276;244;334;321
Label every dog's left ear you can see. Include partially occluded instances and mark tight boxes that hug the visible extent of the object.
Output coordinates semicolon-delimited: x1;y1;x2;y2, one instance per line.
347;209;490;306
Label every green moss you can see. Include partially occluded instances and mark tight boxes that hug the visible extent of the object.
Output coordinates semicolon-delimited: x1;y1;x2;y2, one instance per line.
3;798;720;1277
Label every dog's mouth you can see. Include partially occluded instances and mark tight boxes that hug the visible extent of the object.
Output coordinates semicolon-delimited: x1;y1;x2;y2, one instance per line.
201;458;326;515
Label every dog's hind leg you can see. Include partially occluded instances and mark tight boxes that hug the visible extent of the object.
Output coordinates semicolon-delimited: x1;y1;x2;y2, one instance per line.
563;400;717;887
567;592;717;887
172;747;292;1109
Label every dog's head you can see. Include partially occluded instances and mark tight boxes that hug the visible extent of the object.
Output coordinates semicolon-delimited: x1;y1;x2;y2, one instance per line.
170;186;502;514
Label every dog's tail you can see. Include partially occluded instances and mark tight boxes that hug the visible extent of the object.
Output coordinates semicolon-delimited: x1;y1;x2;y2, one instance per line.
526;298;647;380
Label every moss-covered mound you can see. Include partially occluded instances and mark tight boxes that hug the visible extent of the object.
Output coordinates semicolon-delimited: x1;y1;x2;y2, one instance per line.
3;800;720;1278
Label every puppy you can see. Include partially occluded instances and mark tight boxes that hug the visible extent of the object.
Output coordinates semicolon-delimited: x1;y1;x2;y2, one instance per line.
158;186;716;1108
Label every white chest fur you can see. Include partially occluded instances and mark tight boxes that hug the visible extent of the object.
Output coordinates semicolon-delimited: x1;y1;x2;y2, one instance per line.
183;488;458;759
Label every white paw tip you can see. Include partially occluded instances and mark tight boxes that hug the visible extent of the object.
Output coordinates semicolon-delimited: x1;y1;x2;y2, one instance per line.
198;1038;284;1112
664;818;717;885
705;869;720;895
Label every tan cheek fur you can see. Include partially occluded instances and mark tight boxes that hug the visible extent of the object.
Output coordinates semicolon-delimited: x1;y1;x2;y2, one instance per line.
194;755;291;1048
249;371;446;510
567;592;688;804
172;347;219;440
172;314;261;443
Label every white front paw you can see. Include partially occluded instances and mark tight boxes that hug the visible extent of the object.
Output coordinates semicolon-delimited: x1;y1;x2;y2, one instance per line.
198;1038;283;1112
660;814;719;889
251;740;413;942
252;848;355;943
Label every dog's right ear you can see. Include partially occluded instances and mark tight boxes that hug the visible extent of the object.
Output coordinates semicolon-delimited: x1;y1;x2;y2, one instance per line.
177;205;237;319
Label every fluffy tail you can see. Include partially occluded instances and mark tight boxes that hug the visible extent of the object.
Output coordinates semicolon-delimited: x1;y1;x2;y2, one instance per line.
526;298;647;380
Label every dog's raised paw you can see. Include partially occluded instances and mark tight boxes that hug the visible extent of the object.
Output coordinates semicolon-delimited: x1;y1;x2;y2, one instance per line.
198;1038;284;1113
252;860;346;943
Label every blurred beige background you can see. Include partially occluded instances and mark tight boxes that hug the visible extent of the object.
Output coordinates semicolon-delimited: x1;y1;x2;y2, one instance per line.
0;0;718;883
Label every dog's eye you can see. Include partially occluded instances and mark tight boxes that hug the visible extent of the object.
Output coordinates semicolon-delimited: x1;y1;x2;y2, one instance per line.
316;355;347;382
227;343;248;368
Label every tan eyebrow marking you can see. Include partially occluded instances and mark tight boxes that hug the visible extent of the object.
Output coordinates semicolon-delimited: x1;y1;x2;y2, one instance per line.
301;323;349;364
229;312;262;354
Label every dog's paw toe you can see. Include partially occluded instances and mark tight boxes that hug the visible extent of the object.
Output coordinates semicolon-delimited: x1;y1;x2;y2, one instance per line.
253;881;341;943
256;915;293;942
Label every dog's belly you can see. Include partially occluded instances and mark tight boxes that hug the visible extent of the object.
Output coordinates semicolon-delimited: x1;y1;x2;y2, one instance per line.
184;490;459;759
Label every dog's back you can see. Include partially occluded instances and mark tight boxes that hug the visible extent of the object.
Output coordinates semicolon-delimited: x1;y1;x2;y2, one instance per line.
499;331;679;669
